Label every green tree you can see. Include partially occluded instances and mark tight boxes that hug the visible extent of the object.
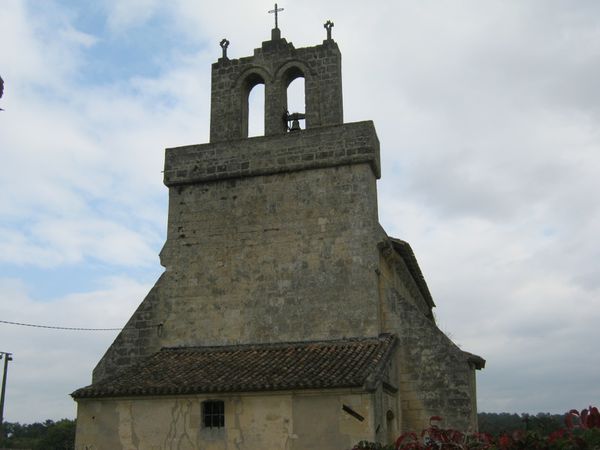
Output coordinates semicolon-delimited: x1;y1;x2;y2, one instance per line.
2;419;75;450
34;419;76;450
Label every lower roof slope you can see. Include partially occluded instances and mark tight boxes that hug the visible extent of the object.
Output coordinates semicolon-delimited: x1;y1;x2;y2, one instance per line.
72;334;397;399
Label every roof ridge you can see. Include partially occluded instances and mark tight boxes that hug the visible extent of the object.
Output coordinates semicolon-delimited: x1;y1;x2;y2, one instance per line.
161;334;393;353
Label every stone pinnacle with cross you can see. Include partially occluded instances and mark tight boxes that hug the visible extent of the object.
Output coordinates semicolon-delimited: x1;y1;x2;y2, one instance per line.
219;38;230;59
324;20;334;40
268;3;284;29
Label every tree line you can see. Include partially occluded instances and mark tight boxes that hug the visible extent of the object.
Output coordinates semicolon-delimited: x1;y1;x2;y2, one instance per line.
0;412;568;449
1;419;75;450
478;411;565;436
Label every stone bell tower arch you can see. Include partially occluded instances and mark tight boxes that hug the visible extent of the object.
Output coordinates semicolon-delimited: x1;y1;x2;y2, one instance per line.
209;21;343;141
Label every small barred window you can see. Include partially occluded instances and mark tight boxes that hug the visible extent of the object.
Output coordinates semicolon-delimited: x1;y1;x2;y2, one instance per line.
202;400;225;428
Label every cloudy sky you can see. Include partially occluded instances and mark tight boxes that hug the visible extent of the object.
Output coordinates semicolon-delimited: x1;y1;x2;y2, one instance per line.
1;0;599;424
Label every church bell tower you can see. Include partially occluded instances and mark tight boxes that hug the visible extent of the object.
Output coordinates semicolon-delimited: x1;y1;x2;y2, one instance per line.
73;16;483;449
144;18;383;357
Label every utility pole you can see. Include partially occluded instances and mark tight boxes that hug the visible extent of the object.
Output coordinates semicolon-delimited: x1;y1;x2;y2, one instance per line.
0;351;12;446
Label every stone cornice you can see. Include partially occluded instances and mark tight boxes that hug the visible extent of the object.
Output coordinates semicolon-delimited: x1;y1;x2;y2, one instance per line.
164;121;380;186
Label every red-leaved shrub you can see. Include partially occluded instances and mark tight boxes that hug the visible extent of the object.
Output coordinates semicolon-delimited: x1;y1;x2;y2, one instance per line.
351;406;600;450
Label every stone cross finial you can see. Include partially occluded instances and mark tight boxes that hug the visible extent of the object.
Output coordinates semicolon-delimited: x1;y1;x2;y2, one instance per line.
219;38;230;59
324;20;334;40
268;3;284;29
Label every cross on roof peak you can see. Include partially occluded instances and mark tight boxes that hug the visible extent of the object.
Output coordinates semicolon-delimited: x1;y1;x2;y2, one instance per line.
324;20;334;40
268;3;284;29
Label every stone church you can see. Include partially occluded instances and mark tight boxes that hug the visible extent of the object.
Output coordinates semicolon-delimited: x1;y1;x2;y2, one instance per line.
72;18;484;450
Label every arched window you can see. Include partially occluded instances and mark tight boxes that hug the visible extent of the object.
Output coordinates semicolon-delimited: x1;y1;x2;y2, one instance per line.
283;67;306;131
287;77;305;116
247;83;265;137
241;73;266;138
386;409;396;444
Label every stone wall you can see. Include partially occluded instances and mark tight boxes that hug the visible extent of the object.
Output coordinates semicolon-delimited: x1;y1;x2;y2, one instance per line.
165;121;380;186
376;240;478;431
394;298;477;431
75;390;375;450
377;237;434;327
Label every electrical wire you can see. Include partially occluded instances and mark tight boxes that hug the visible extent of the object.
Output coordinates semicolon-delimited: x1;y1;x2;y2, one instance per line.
0;319;122;331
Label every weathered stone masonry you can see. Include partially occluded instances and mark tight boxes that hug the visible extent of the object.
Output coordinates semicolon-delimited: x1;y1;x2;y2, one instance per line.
164;121;380;186
210;29;343;141
94;121;383;382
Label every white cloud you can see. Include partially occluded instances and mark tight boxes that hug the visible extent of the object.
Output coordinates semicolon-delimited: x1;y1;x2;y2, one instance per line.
101;0;163;32
0;276;152;422
0;2;214;270
0;218;158;267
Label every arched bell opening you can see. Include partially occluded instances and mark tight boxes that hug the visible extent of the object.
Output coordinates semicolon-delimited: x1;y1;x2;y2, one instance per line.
247;84;265;137
282;66;306;132
241;72;266;138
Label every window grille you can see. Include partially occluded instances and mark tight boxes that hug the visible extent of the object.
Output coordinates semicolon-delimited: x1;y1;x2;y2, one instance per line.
202;400;225;428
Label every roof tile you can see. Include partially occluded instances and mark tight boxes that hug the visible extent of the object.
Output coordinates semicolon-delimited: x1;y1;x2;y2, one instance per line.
72;334;396;399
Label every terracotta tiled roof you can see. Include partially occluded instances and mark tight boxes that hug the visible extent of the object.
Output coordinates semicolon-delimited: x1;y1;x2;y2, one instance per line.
72;334;397;399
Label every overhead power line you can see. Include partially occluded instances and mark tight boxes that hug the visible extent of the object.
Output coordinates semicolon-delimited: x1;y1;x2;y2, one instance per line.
0;319;121;331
